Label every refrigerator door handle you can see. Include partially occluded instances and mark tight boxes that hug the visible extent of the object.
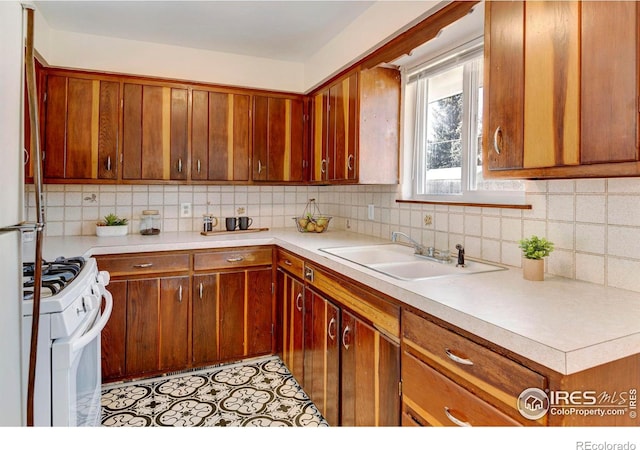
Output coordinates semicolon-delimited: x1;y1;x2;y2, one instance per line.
0;222;40;233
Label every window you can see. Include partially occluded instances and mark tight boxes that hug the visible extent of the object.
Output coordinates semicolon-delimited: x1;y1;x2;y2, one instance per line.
403;40;524;204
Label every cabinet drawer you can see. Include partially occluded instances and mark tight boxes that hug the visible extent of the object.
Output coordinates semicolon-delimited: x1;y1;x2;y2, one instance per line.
194;247;272;271
97;252;190;277
402;310;546;418
276;248;304;279
305;263;400;339
402;351;521;426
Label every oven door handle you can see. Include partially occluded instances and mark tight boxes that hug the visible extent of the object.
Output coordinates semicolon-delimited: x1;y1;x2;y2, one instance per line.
70;289;113;353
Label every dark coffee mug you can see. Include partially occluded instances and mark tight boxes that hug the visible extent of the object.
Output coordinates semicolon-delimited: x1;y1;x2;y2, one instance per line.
238;216;253;230
225;217;238;231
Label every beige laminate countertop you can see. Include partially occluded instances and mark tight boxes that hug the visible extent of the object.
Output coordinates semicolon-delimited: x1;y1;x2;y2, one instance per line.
31;228;640;376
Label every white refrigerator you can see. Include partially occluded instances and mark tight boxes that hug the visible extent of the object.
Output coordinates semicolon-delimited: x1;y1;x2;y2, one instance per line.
0;1;28;426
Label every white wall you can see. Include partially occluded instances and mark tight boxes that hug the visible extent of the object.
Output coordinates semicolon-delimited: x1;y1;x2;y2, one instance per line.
303;0;443;90
33;1;444;93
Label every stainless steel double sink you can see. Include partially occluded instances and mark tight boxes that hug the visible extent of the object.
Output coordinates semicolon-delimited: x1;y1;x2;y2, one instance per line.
320;243;506;281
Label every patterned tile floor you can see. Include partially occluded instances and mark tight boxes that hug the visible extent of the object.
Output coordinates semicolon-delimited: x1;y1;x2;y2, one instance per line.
101;356;328;427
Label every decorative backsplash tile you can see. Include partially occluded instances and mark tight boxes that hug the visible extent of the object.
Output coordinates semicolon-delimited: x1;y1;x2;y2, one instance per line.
25;177;640;293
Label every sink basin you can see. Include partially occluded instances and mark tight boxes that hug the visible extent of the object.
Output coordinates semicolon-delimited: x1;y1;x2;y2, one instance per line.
320;243;507;280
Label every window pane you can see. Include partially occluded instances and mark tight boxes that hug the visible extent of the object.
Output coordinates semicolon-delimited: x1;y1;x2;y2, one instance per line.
424;66;463;195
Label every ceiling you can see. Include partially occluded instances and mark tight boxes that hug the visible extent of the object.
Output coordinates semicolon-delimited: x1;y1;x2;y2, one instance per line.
33;0;377;63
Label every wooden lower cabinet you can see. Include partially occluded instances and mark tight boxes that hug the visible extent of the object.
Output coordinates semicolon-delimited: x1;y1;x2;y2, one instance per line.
341;310;400;426
302;283;401;427
125;276;189;376
304;289;340;425
99;247;274;383
276;269;305;385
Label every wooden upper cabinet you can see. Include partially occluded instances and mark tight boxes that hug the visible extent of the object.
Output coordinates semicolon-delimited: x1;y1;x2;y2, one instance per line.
312;68;399;184
580;1;639;164
43;74;119;180
484;0;640;179
191;89;250;182
252;95;306;182
121;83;188;181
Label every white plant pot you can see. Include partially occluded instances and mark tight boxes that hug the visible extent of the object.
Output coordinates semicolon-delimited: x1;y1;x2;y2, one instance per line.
96;224;128;237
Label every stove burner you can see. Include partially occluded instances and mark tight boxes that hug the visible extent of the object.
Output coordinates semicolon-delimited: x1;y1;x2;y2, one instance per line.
23;257;85;301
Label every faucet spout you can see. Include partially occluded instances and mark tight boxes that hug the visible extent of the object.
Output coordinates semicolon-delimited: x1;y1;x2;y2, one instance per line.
391;231;425;255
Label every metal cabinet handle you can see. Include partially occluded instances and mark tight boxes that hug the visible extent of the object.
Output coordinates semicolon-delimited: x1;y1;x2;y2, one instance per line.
197;159;201;174
106;156;111;171
24;148;29;165
445;348;474;366
133;263;153;268
178;158;183;173
444;407;471;427
347;154;354;171
284;259;293;266
320;158;327;174
178;285;183;302
295;292;302;312
328;317;336;341
199;282;203;300
493;126;502;155
258;159;263;174
304;267;314;282
342;325;351;350
226;256;244;263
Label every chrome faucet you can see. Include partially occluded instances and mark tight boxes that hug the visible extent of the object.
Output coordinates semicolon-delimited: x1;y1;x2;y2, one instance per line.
390;231;425;255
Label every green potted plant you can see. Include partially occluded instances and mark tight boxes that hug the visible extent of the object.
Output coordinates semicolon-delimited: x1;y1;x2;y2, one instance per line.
96;213;129;237
518;235;554;281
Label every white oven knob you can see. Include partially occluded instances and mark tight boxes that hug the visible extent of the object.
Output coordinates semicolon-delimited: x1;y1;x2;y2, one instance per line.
97;270;110;286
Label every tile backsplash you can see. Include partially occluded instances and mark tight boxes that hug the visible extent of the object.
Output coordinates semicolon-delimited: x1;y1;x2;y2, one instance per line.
26;177;640;293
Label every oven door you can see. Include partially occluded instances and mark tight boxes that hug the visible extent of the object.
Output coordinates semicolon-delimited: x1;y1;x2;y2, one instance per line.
51;289;113;426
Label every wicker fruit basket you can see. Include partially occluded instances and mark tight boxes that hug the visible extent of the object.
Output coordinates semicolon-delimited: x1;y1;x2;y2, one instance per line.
293;199;332;233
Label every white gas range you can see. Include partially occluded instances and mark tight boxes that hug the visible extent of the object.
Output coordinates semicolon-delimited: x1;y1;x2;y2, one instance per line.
22;256;112;426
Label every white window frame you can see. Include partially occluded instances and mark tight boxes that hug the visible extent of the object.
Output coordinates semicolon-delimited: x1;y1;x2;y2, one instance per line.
401;38;525;205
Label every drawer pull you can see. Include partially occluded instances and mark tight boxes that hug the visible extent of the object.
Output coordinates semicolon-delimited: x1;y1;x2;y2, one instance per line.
295;292;303;312
133;263;153;268
444;407;471;427
284;259;293;266
328;317;336;341
226;256;244;263
445;348;474;366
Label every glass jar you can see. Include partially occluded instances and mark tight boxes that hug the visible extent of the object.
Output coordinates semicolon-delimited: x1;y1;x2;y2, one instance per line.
140;210;161;235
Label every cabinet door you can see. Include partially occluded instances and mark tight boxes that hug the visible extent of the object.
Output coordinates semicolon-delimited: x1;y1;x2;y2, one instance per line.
101;280;127;381
218;271;246;361
191;89;250;181
484;1;525;171
192;274;219;365
330;73;358;181
245;267;273;356
312;89;330;182
122;83;188;180
126;278;160;376
253;95;305;182
304;289;340;426
340;310;400;426
159;276;189;371
277;270;305;385
581;1;639;164
43;75;119;180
